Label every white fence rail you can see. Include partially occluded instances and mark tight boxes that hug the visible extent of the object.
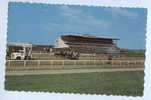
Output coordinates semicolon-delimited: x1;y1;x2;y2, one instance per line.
6;60;145;67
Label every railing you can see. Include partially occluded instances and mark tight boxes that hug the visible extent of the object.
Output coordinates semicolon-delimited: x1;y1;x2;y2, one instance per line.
6;60;145;67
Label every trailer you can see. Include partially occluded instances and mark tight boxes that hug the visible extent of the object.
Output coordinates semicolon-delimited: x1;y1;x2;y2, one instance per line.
7;43;32;60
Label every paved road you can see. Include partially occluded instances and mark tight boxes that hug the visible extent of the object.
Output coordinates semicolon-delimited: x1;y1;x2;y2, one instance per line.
6;68;144;76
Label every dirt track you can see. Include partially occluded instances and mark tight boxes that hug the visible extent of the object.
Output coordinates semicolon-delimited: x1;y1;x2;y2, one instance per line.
6;68;144;76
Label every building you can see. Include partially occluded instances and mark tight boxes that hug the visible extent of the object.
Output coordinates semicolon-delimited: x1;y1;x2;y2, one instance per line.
55;34;119;54
32;45;54;53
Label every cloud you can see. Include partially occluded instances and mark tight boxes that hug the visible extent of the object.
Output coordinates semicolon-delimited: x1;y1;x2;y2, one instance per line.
108;8;138;17
43;6;139;35
43;5;112;35
59;6;111;29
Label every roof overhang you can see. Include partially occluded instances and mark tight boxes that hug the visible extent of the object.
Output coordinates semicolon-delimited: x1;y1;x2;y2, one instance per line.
7;42;32;47
61;34;120;40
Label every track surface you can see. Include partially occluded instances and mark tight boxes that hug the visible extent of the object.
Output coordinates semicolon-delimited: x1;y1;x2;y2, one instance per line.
6;68;144;76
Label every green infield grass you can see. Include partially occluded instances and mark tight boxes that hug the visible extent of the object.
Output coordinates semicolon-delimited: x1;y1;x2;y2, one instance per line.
5;71;144;96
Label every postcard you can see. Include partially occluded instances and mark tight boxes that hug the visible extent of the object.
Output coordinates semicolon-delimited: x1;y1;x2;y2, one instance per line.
0;0;151;100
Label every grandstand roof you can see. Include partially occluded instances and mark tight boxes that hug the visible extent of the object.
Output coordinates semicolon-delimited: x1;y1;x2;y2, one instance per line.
61;34;120;40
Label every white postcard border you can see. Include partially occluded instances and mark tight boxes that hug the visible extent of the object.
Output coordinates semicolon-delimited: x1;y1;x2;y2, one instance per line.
0;0;151;100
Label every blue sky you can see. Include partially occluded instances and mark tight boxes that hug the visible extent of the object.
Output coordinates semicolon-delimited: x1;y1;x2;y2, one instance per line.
7;2;147;49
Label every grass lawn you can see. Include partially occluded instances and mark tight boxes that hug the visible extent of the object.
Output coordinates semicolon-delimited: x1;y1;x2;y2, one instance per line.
5;71;144;96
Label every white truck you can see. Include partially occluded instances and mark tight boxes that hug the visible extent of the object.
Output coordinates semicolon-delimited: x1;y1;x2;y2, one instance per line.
7;43;32;60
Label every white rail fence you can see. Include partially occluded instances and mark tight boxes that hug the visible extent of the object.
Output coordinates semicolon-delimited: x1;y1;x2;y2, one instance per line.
6;60;145;68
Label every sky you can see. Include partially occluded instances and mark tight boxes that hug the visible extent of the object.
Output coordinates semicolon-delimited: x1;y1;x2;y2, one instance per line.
7;2;147;49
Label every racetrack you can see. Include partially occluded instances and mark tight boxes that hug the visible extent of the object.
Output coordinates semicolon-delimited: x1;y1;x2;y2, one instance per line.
6;67;144;76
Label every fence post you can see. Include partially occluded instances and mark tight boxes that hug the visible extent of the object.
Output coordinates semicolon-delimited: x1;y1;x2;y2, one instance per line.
74;60;76;66
135;60;137;66
62;60;64;66
129;60;131;67
94;60;96;65
52;60;53;66
142;60;144;65
84;60;86;66
93;60;95;65
24;60;26;67
101;60;103;66
8;60;10;67
38;60;40;67
50;60;51;66
103;60;105;66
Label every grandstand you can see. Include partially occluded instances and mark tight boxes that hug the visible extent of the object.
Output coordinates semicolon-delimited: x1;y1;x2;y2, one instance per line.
55;34;120;54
